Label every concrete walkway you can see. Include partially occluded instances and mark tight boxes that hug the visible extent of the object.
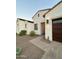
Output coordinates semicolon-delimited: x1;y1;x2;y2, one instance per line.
30;36;62;59
30;36;51;51
42;42;62;59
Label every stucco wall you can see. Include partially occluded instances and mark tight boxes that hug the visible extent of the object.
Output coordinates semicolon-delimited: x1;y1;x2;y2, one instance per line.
33;10;49;35
27;22;34;35
16;19;34;35
45;2;62;41
16;19;27;34
45;19;52;41
45;3;62;19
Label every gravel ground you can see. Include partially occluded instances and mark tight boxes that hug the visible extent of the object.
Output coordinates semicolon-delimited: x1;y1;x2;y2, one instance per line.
16;35;44;59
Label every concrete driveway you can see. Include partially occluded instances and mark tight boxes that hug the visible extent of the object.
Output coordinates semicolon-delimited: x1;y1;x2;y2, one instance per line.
30;36;62;59
16;35;44;59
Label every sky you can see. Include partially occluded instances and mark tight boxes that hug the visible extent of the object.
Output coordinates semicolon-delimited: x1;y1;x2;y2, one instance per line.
16;0;61;21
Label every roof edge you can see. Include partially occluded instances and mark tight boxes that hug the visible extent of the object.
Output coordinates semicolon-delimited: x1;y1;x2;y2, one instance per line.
17;18;34;23
32;8;51;19
43;1;62;17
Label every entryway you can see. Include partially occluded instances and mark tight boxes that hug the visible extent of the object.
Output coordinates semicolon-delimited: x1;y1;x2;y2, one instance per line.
41;22;45;35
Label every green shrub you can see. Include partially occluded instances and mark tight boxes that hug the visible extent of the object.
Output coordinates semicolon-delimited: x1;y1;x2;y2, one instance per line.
19;30;27;36
16;48;22;55
30;31;36;36
16;33;18;35
16;33;19;35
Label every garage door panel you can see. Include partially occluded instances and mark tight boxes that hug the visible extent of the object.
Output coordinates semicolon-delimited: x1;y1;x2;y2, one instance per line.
53;22;62;42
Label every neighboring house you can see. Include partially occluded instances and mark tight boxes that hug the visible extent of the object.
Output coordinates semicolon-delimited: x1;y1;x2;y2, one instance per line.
16;18;34;35
44;1;62;42
32;8;51;35
16;18;27;34
26;21;34;35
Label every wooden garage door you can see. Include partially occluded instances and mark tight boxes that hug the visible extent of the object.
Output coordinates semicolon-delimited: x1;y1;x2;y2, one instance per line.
53;21;62;42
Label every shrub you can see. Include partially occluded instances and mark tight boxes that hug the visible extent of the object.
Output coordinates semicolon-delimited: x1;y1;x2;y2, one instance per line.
19;30;27;36
16;33;19;35
16;33;18;35
16;48;22;55
30;31;36;36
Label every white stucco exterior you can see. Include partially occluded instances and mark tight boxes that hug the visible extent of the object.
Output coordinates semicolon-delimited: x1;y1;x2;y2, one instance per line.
45;2;62;41
16;18;27;34
32;9;50;35
16;18;34;35
27;22;34;35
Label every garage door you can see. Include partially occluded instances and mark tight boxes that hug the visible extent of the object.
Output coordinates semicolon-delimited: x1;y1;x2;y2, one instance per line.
52;20;62;42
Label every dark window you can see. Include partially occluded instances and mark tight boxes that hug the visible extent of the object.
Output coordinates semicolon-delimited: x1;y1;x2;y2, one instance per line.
38;14;39;17
46;20;49;24
43;15;45;18
34;24;38;30
25;24;27;28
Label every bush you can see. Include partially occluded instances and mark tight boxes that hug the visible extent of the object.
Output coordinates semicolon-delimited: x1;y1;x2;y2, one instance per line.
16;48;22;55
19;30;27;36
30;31;36;36
16;33;18;35
16;33;19;35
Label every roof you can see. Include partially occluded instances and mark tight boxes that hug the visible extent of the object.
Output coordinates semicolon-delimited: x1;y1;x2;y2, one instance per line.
43;1;62;17
17;18;34;23
17;18;26;21
32;8;51;18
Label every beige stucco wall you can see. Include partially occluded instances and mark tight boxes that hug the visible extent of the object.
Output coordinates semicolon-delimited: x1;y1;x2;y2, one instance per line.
45;2;62;41
33;10;49;35
16;19;27;34
16;19;34;35
45;3;62;20
27;22;34;35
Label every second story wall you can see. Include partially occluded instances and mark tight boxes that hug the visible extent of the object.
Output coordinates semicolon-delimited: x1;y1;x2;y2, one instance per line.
32;10;49;23
45;2;62;20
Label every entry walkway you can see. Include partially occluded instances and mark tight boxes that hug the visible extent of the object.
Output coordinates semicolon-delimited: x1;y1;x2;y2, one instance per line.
30;36;51;51
30;36;62;59
41;42;62;59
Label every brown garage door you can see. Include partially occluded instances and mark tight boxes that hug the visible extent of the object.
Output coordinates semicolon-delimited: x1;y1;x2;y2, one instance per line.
53;21;62;42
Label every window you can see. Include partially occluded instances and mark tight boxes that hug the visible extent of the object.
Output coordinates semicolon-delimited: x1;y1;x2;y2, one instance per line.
34;24;38;30
25;24;27;28
46;20;49;24
38;14;39;17
43;15;45;18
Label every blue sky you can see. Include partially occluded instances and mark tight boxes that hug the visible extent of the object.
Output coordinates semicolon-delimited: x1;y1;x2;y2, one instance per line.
16;0;61;20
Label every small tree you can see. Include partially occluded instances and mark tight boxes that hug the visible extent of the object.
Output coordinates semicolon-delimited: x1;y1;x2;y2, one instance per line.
30;31;36;36
19;30;27;36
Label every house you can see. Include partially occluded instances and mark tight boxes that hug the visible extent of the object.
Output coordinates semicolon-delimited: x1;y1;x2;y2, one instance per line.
16;18;34;35
44;1;62;42
26;20;34;35
32;8;51;35
16;18;27;34
16;1;62;43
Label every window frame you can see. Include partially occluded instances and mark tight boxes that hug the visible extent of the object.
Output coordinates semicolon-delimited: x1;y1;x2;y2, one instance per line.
34;24;38;30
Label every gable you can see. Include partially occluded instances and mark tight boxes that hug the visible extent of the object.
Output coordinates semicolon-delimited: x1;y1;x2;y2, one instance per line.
45;1;62;19
32;8;51;19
